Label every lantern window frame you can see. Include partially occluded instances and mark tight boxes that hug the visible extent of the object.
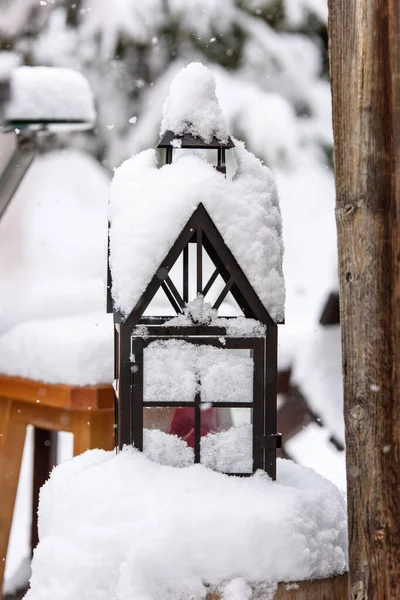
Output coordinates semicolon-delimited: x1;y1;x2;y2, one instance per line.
115;325;281;478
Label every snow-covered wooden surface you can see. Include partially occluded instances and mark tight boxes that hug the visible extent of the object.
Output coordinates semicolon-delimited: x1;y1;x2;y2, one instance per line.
23;448;347;600
207;573;348;599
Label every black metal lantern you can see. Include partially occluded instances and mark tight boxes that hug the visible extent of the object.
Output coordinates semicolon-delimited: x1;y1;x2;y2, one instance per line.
109;131;282;479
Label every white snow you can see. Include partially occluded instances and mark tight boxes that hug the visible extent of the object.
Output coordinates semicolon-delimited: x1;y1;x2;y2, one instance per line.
160;296;267;337
283;0;328;28
0;312;113;386
144;340;197;404
0;0;42;39
109;133;284;323
275;167;337;328
170;294;218;325
199;349;253;404
221;579;257;600
25;448;347;600
0;149;114;385
144;340;253;404
3;556;31;597
285;424;347;492
5;66;96;124
210;318;266;338
0;52;19;81
161;62;229;143
201;423;253;473
143;415;252;471
292;326;344;445
143;428;194;468
0;149;110;335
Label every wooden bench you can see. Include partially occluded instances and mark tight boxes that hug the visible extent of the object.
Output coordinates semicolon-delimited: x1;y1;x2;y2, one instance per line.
0;375;114;595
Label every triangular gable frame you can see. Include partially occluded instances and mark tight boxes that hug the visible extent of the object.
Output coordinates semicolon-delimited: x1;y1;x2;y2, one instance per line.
120;203;276;329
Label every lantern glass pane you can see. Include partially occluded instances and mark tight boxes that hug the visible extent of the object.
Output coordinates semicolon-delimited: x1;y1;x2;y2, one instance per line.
199;348;253;404
143;406;195;468
200;407;253;474
143;340;253;404
142;406;253;474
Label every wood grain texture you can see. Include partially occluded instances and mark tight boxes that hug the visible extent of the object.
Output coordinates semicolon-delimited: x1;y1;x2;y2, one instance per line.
0;378;115;594
0;374;114;411
0;399;26;593
72;409;114;455
207;573;348;600
328;1;400;598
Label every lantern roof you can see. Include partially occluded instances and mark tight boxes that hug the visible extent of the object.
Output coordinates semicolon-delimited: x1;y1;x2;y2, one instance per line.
157;130;234;150
108;143;285;325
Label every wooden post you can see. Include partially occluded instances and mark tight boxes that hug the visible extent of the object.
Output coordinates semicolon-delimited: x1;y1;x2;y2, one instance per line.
206;574;349;600
328;1;400;599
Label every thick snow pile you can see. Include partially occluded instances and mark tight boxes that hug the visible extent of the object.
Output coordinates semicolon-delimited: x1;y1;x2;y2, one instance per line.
172;294;218;325
201;423;253;473
109;143;284;322
144;339;253;404
163;315;265;337
25;448;347;600
5;66;95;123
0;312;113;386
160;62;229;143
160;296;266;337
143;425;252;472
286;425;347;492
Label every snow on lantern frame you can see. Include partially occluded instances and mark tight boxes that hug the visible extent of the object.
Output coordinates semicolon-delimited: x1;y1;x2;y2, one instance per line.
131;332;276;477
110;131;282;479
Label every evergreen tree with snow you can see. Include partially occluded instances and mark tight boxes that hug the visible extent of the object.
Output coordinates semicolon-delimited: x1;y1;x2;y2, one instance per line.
0;0;331;173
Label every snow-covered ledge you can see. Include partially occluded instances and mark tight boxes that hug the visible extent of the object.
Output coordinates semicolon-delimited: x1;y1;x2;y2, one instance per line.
25;448;347;600
4;66;96;126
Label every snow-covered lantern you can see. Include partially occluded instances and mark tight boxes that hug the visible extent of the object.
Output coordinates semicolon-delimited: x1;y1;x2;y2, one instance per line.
109;63;285;479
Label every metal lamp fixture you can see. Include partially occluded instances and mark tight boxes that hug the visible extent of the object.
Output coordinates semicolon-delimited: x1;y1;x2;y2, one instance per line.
110;129;282;479
0;64;95;221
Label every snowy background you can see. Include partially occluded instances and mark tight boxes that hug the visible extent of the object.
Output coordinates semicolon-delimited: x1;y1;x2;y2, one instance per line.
0;0;345;594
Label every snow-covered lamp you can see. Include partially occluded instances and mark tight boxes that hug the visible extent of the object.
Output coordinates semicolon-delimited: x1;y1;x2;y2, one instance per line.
2;66;95;132
109;63;285;478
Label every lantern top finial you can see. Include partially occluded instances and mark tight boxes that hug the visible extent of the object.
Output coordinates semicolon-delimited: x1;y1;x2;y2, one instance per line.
158;62;231;149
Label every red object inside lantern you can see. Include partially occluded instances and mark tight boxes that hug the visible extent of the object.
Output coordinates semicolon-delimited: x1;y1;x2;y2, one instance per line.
167;407;219;447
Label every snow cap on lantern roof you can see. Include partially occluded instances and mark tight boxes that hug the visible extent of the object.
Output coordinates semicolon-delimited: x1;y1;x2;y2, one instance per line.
109;63;285;323
159;62;233;148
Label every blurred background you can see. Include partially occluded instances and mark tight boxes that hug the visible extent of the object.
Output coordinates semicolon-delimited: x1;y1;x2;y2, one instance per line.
0;0;345;596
